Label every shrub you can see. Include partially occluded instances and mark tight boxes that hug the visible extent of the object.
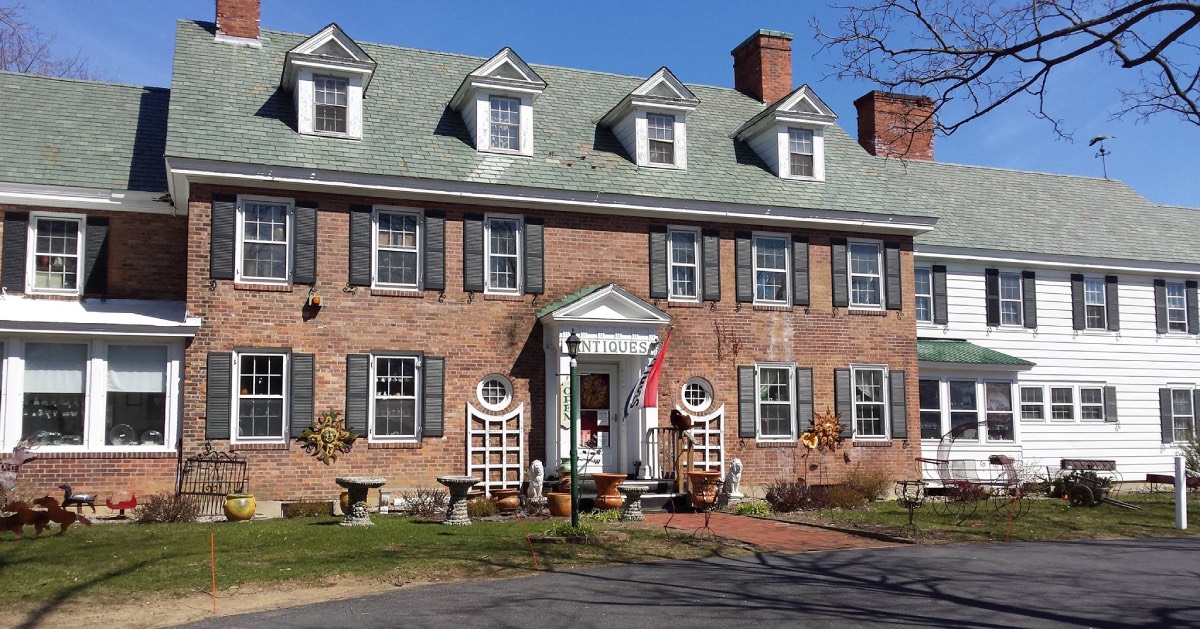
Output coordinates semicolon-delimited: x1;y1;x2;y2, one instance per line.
544;520;595;538
734;501;772;517
765;478;812;513
1180;433;1200;477
466;497;498;518
844;465;893;502
133;492;200;524
398;487;447;519
281;501;333;518
584;509;621;523
810;484;867;509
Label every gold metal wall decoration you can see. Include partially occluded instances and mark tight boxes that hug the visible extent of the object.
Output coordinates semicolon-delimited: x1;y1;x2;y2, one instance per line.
297;410;358;465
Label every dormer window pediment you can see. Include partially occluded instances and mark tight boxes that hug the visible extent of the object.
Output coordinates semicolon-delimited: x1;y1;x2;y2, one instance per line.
600;67;699;170
735;85;837;182
282;23;377;140
450;48;547;157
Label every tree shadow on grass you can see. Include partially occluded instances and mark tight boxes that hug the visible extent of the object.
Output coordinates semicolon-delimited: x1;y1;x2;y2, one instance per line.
15;557;160;629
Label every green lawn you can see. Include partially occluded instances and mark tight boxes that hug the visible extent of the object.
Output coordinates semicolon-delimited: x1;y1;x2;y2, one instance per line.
773;492;1200;543
0;516;745;608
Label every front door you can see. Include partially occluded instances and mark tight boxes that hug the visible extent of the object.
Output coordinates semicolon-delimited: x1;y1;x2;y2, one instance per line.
578;364;619;474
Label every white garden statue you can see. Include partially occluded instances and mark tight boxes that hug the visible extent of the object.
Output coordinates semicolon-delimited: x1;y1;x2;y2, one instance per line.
527;460;544;503
726;458;744;500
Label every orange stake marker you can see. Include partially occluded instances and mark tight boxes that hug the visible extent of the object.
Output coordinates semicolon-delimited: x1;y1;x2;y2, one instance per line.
210;531;217;614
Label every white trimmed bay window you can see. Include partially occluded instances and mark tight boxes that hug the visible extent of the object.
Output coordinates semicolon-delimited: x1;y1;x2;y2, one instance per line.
236;197;293;284
919;377;1017;442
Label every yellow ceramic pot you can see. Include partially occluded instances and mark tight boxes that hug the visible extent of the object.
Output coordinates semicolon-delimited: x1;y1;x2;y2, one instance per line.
224;493;256;522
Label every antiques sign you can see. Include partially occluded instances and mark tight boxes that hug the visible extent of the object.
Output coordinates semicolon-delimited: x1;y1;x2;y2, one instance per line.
561;336;656;355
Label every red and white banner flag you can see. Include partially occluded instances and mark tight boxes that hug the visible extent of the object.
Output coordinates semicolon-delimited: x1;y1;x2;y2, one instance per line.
623;331;671;419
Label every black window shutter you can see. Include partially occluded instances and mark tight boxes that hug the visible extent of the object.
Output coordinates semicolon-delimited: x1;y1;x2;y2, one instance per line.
884;243;902;310
345;354;370;435
423;356;446;438
1105;275;1120;331
792;235;809;307
292;201;318;285
984;268;1001;327
424;211;446;291
831;238;849;308
1188;280;1199;335
1022;270;1037;329
648;225;668;299
1;212;28;292
834;368;853;439
83;216;110;295
737;366;756;438
205;352;233;440
1159;388;1174;443
734;232;753;303
1103;385;1118;423
889;370;907;439
524;217;545;295
702;229;721;302
1154;279;1168;334
795;367;814;433
1194;390;1200;442
932;264;948;325
290;353;315;437
1070;274;1086;331
463;214;484;293
210;195;236;280
348;205;372;287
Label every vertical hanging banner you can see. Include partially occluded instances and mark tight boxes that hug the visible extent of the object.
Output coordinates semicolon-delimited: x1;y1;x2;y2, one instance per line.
623;331;672;420
559;375;572;430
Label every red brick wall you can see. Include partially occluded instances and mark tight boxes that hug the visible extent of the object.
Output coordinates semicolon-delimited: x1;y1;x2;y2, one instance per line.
215;0;260;40
731;32;793;104
184;184;920;500
854;91;936;161
0;206;189;301
16;454;178;503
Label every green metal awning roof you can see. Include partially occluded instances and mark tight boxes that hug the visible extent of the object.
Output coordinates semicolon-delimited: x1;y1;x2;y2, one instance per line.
917;339;1034;366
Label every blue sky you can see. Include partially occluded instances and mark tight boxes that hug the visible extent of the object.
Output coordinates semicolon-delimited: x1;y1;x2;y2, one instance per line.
23;0;1199;207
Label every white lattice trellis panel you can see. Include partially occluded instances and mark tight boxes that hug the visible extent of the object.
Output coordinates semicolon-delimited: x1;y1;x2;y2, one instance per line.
681;404;724;474
465;403;524;494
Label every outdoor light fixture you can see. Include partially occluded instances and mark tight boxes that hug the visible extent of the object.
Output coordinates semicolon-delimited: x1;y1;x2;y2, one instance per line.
566;329;581;527
565;329;581;359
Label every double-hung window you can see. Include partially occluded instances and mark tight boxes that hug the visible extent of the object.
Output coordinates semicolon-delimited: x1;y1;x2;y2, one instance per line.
647;113;676;165
788;128;815;177
1171;389;1195;442
1050;387;1075;421
919;378;941;439
984;382;1015;440
668;228;699;301
756;364;795;440
914;267;933;323
29;215;83;294
373;355;420;440
1084;277;1107;329
313;75;348;134
1167;282;1187;332
1080;387;1105;421
489;96;521;151
753;234;789;304
237;198;292;283
235;353;287;441
999;273;1022;326
374;209;420;289
485;216;521;294
852;366;888;438
849;241;883;309
1020;386;1045;421
948;380;978;439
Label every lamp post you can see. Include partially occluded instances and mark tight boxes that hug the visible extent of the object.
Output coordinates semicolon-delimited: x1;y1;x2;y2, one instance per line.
565;329;581;528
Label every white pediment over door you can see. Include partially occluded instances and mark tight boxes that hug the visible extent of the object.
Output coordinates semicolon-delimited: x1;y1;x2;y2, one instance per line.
540;284;670;326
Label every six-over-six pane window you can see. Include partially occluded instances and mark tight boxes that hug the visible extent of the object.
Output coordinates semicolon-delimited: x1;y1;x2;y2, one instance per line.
30;215;83;294
236;353;286;440
853;366;887;438
756;365;794;440
374;209;420;288
753;235;789;304
489;96;521;151
647;113;676;165
788;128;815;177
668;229;699;300
313;75;348;134
485;216;521;293
373;355;420;440
238;199;291;282
849;242;883;308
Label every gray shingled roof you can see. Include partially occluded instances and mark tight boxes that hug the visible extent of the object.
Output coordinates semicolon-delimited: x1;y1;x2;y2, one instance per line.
0;71;168;192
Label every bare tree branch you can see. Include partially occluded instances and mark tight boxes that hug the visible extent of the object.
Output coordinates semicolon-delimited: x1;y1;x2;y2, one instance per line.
815;0;1200;139
0;2;99;80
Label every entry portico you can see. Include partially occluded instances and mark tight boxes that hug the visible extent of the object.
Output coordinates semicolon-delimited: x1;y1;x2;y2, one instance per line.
538;284;670;475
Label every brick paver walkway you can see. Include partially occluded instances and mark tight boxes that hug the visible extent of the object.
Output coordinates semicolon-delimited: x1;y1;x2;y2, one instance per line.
644;512;899;552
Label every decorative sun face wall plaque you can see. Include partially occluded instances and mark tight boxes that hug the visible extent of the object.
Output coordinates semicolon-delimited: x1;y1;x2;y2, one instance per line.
296;410;359;465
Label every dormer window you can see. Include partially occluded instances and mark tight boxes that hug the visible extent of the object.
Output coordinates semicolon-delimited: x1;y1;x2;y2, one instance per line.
450;48;547;157
734;85;837;182
600;67;698;170
282;24;377;140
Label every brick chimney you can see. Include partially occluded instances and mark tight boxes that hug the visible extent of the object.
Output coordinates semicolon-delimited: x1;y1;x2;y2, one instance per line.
731;30;793;104
215;0;260;41
854;91;936;160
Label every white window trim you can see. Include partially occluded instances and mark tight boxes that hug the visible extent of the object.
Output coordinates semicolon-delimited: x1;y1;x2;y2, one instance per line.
296;69;364;139
914;266;934;324
369;353;422;443
26;212;86;296
1;338;183;453
484;214;523;295
1019;385;1046;422
999;272;1023;327
476;373;513;413
755;362;796;442
1049;385;1076;422
851;364;889;440
681;377;713;413
982;380;1016;442
312;74;350;136
752;232;790;306
847;239;884;311
1079;386;1107;422
1083;276;1107;330
921;377;1020;442
1169;386;1196;443
477;92;535;157
777;125;825;181
235;195;294;286
918;377;943;440
371;206;423;291
1166;281;1188;333
231;351;289;444
638;110;687;169
667;226;701;302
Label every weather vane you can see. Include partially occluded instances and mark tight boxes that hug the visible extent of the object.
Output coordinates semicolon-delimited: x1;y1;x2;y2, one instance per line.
1089;135;1115;179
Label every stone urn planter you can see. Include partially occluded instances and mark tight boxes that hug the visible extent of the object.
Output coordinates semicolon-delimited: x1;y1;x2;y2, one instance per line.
336;477;387;527
491;488;520;513
687;471;722;510
591;473;626;510
546;491;572;517
223;493;256;522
